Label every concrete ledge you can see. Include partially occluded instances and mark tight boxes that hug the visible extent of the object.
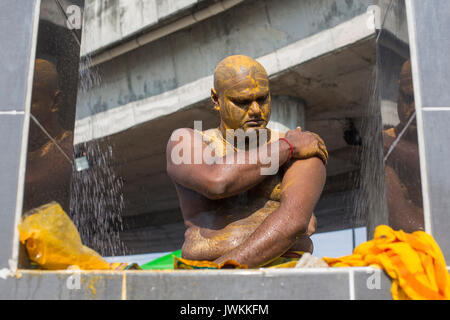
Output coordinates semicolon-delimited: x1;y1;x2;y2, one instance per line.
126;268;351;300
0;267;393;300
0;270;123;300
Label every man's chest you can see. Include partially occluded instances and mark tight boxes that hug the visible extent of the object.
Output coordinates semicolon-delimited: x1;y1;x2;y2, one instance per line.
214;171;284;213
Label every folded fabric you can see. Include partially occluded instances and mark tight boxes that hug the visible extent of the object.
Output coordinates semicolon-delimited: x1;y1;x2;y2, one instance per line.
263;251;305;268
174;251;305;270
174;257;247;269
108;262;141;270
323;225;450;300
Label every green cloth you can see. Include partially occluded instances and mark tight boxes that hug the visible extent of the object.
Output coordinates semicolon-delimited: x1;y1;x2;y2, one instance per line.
139;250;182;270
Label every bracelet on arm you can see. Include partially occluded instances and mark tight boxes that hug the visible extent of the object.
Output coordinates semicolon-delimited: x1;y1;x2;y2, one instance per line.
279;137;294;163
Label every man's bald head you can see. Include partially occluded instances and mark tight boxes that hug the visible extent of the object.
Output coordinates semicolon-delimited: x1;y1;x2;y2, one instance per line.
399;59;413;97
213;55;268;97
28;59;63;150
211;55;271;132
397;59;415;125
33;59;59;98
31;59;61;124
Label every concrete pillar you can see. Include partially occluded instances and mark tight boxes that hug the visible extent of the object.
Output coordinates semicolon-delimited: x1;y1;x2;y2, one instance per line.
0;0;40;269
406;0;450;260
267;95;306;133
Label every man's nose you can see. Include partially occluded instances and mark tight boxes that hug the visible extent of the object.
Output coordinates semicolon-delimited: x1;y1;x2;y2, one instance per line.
249;101;261;116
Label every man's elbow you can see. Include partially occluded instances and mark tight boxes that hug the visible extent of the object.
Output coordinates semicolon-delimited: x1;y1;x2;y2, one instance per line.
284;213;314;240
306;214;317;236
293;207;319;238
295;221;310;237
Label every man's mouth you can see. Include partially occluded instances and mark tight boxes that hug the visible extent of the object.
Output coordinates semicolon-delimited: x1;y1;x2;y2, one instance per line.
245;119;264;126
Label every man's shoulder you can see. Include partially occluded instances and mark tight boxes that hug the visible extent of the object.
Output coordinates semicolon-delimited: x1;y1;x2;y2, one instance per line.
268;129;284;142
168;128;220;142
167;128;194;157
200;128;222;140
168;128;195;143
170;127;194;136
167;128;222;156
169;127;220;136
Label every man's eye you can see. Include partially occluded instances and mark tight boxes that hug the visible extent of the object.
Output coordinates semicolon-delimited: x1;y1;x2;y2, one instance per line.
257;96;268;104
233;100;250;107
401;94;414;104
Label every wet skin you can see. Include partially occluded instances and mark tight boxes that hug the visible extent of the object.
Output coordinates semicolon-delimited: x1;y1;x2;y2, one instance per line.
167;55;326;267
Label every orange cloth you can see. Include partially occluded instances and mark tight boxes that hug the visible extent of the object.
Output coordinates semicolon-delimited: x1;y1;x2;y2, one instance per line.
323;225;450;300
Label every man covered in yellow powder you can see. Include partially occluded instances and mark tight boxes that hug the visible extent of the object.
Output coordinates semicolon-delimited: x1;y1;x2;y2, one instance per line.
23;59;74;213
383;59;424;233
166;55;328;268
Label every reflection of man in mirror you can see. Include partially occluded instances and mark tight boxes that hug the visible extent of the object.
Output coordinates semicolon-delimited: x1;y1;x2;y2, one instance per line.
166;55;328;268
383;59;424;232
23;59;74;213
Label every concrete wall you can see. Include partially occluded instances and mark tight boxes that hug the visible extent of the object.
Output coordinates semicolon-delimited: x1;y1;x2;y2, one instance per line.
75;10;379;144
77;0;404;121
81;0;210;56
406;0;450;260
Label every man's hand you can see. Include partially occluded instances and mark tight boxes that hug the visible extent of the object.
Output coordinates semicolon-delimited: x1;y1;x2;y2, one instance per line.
284;127;328;164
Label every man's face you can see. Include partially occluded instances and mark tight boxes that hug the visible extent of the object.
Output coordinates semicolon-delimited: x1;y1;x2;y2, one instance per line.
31;86;56;124
27;85;58;150
398;63;416;129
215;67;271;132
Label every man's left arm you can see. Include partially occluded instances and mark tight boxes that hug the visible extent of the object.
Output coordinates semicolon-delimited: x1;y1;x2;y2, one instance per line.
214;157;326;268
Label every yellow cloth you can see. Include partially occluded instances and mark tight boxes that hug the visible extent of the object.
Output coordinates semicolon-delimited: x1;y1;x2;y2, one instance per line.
323;225;450;300
18;202;140;270
263;251;305;268
174;251;304;270
174;257;247;270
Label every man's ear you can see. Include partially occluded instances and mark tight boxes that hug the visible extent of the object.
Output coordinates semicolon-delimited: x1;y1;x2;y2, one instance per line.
211;88;220;111
51;90;62;113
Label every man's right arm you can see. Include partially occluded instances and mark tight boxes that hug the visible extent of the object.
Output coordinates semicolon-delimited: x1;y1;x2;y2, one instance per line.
166;128;292;200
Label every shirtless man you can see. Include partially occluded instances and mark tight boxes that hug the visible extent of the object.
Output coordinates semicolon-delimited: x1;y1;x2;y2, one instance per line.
23;59;74;213
166;55;327;268
383;59;424;232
